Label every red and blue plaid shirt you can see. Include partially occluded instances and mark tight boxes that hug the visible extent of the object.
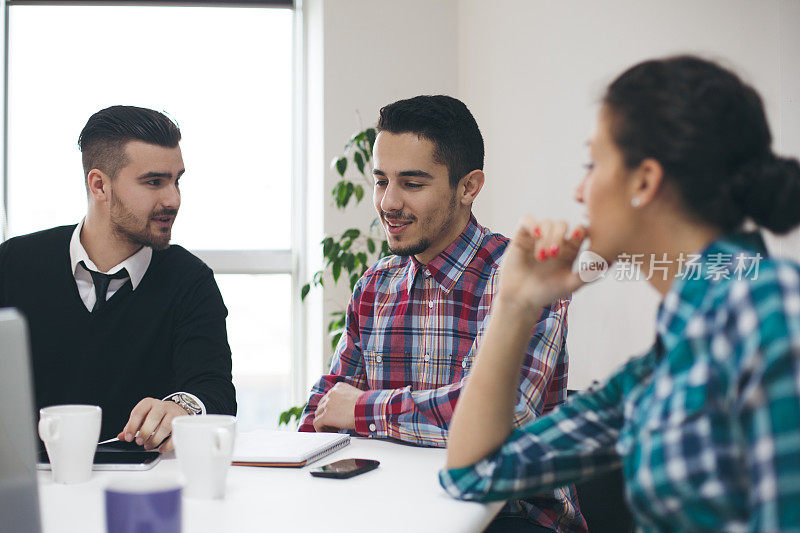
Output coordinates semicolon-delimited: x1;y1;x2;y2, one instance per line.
300;216;584;530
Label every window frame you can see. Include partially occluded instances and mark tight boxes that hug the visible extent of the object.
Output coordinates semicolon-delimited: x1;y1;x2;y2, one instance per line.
0;0;309;414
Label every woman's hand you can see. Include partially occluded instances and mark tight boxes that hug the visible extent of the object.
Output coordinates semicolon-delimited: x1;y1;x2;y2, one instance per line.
497;216;588;313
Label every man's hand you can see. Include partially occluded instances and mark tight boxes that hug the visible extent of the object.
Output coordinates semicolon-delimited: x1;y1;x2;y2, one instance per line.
118;397;189;452
312;382;364;432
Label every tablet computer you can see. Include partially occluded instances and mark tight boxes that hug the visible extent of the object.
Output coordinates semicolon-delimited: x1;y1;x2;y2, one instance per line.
37;440;161;471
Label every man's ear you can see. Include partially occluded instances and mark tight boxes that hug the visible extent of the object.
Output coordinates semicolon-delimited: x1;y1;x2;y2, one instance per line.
458;169;485;206
629;158;663;208
87;169;110;202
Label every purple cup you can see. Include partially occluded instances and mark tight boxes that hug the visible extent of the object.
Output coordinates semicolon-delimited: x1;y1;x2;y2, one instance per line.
105;478;181;533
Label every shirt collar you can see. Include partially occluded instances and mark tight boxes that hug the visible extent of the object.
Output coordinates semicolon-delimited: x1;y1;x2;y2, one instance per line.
655;231;767;354
69;219;152;290
406;214;489;295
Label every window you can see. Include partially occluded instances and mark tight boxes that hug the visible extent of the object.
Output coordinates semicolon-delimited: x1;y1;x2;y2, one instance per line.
4;3;301;431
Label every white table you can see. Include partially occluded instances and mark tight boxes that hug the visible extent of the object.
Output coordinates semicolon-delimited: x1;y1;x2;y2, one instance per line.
38;437;503;533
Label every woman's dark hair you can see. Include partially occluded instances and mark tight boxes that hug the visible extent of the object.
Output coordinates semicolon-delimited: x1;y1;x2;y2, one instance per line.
377;95;484;188
78;105;181;183
604;55;800;234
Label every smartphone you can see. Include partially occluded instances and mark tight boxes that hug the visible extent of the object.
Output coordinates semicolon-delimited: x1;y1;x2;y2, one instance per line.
309;458;379;479
37;440;161;471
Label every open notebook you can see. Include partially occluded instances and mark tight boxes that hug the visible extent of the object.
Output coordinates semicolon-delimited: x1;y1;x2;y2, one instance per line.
232;430;350;467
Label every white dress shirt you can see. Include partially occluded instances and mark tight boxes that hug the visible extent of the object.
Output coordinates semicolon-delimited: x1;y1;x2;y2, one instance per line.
69;220;152;311
69;220;206;415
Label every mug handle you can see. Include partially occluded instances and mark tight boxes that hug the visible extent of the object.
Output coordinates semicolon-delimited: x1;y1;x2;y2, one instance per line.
213;427;233;457
38;417;59;443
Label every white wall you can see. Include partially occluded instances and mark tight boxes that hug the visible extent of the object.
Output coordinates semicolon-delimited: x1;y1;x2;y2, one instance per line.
304;0;459;384
308;0;800;391
766;0;800;259
458;0;800;388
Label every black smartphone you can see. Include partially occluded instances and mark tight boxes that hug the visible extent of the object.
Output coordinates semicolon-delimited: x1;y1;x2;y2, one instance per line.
309;458;380;479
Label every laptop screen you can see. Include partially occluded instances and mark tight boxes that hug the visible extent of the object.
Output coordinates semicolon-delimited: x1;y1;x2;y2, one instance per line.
0;308;42;533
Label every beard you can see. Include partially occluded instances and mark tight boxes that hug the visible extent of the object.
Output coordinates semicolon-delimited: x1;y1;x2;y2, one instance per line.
389;236;432;257
385;192;458;257
109;190;176;251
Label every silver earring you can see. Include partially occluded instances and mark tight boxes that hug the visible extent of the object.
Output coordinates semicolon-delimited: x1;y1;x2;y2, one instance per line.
631;197;641;208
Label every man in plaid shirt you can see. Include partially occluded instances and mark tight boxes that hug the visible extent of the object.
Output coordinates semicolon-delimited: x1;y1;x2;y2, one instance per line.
300;95;585;531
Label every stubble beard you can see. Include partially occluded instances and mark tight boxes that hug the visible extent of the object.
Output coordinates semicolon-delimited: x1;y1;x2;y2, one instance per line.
386;192;458;257
109;190;174;251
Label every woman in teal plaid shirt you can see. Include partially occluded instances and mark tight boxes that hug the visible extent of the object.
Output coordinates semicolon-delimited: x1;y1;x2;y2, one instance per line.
441;56;800;532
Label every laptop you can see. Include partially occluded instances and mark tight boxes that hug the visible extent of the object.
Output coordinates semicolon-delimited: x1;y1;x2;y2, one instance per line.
0;308;42;533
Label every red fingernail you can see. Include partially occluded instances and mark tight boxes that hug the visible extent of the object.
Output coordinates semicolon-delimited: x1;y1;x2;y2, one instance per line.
538;249;547;260
550;245;559;256
572;229;582;239
533;227;541;238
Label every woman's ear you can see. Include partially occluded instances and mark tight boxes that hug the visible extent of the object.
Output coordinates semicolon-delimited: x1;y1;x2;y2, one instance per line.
629;158;664;208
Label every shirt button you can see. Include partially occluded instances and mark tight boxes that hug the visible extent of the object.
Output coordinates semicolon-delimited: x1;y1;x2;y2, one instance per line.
369;423;376;432
424;355;430;362
428;301;434;308
376;355;382;363
424;269;431;277
462;361;467;368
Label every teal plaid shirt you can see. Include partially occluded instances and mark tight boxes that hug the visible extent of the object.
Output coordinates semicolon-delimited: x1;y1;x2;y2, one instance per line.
440;233;800;532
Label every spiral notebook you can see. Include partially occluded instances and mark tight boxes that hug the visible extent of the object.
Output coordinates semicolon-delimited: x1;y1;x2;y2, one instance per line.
232;430;350;468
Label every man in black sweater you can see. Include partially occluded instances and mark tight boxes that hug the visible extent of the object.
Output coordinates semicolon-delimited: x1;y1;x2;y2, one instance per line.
0;106;236;450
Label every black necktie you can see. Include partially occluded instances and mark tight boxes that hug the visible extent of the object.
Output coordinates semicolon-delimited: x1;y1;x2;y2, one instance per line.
80;262;129;312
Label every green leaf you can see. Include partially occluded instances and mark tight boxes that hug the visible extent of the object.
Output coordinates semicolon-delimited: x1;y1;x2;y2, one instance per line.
345;182;354;206
353;151;365;174
301;283;311;301
336;182;348;207
367;238;376;254
349;272;360;291
354;184;364;202
357;252;368;266
381;240;390;257
343;228;360;240
322;237;334;258
332;260;342;282
277;403;307;426
366;128;376;150
349;130;365;145
341;239;352;251
344;253;356;272
334;157;347;177
330;331;343;352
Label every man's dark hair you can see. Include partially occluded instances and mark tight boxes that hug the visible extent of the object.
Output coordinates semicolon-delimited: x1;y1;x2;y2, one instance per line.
377;95;484;187
78;105;182;184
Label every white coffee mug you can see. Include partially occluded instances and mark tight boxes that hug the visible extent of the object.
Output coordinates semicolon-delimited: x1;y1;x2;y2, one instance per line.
38;404;101;484
171;415;236;499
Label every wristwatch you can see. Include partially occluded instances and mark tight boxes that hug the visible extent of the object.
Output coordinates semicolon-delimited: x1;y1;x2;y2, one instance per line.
169;393;202;415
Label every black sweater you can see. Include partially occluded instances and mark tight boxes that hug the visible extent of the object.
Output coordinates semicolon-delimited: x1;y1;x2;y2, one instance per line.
0;225;236;439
